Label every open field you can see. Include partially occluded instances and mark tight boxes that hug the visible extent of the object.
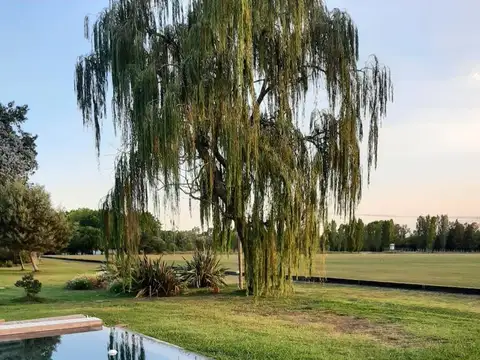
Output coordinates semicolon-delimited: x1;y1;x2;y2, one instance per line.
1;259;480;359
47;252;480;288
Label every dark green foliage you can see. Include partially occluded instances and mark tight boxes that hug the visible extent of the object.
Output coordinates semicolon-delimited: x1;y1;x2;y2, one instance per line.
0;260;13;268
0;102;38;181
107;278;127;294
66;208;103;254
66;225;102;255
157;228;216;253
180;247;227;289
381;220;395;249
66;208;102;228
65;273;105;290
0;336;60;360
75;0;393;295
130;256;183;297
0;181;71;271
15;273;41;299
436;215;449;250
327;215;480;252
139;234;165;254
415;215;438;251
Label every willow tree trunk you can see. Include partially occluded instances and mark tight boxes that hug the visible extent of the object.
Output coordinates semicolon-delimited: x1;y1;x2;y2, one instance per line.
237;235;243;290
235;218;254;294
29;252;39;272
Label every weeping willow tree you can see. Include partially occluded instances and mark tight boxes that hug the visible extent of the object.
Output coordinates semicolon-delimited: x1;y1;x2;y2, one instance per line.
75;0;393;295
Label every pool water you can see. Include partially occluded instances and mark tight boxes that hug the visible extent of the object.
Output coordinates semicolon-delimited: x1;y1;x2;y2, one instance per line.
0;327;208;360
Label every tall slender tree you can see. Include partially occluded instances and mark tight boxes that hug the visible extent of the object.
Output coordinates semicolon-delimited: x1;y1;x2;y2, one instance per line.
75;0;392;295
381;219;394;249
437;215;449;251
353;219;365;252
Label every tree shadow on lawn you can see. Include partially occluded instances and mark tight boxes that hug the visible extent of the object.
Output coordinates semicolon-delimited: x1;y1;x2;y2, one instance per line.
179;287;246;299
0;285;116;306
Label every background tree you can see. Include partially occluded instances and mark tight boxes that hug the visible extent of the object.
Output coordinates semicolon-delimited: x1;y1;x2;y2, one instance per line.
393;223;410;249
415;216;429;250
447;220;465;251
66;208;102;228
0;102;37;181
139;211;163;253
381;219;394;250
66;225;102;254
76;0;392;295
353;219;365;252
336;224;348;252
66;208;103;254
323;220;338;251
463;222;478;252
0;181;71;271
426;215;438;251
324;215;479;253
436;215;449;251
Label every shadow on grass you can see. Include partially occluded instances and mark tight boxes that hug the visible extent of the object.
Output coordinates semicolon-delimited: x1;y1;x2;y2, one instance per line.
0;285;119;307
9;296;49;304
180;286;247;299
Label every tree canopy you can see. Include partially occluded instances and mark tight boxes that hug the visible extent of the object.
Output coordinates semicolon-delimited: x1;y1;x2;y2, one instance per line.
0;102;38;181
0;181;71;271
75;0;393;295
65;208;103;254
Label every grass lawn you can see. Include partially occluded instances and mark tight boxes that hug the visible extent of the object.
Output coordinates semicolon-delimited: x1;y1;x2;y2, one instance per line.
1;259;480;359
48;252;480;288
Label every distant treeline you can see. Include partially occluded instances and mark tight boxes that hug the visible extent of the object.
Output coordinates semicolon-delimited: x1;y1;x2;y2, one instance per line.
62;208;215;255
57;209;480;256
323;215;480;252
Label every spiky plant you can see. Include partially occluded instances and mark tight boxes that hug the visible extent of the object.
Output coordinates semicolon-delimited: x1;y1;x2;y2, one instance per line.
180;248;227;289
131;256;182;297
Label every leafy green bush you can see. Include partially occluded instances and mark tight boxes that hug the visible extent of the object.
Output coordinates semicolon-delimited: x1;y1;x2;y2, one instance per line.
65;273;106;290
107;278;127;294
130;256;183;297
15;273;42;300
180;247;227;289
0;260;14;268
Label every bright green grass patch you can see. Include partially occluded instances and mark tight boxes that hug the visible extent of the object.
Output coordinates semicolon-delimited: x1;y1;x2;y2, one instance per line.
1;259;480;359
49;252;480;288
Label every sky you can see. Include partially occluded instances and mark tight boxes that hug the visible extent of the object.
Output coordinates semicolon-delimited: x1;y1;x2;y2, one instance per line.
1;1;479;230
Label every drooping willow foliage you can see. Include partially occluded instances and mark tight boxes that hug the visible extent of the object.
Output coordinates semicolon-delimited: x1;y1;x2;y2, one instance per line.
75;0;393;295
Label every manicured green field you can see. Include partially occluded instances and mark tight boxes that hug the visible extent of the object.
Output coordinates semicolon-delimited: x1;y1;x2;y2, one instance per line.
1;259;480;359
48;252;480;288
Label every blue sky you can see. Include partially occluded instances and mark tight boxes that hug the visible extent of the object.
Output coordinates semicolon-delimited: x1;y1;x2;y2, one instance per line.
1;1;479;230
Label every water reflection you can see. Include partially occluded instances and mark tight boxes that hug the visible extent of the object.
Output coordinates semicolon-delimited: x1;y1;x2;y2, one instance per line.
0;328;206;360
108;329;145;360
0;336;61;360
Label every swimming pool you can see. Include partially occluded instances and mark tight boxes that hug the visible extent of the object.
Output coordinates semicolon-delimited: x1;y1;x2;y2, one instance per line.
0;327;208;360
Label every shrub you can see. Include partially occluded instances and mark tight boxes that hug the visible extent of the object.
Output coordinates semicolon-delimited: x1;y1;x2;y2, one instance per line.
180;247;227;289
0;260;14;268
15;273;42;300
95;271;109;287
107;278;125;294
130;256;183;297
65;273;106;290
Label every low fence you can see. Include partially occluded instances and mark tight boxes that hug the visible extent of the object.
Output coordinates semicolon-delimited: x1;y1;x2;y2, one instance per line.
45;256;480;296
44;256;106;264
